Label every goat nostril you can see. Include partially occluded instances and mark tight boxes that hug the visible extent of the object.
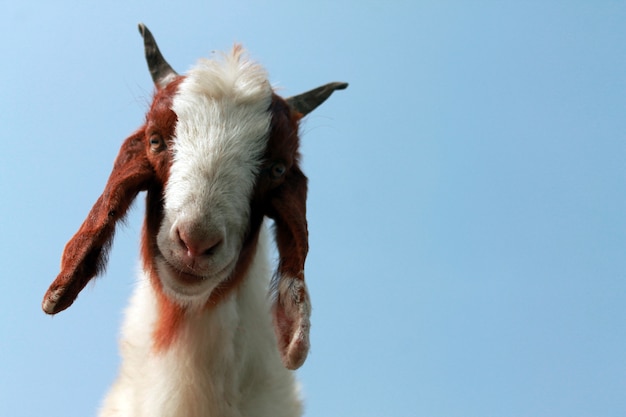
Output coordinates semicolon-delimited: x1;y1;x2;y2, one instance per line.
176;228;222;258
202;239;222;256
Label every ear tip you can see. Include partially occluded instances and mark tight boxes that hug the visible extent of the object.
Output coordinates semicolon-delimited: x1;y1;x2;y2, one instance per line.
42;296;58;315
42;285;73;315
283;337;310;370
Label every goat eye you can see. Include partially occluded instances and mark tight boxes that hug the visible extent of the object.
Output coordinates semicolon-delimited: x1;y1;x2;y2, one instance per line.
270;162;287;179
149;134;165;152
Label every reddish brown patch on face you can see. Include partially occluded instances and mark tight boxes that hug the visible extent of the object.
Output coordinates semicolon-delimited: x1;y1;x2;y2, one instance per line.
144;79;182;183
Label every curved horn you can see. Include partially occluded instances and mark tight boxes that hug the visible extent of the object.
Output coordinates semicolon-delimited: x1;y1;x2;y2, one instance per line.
286;82;348;116
138;23;178;89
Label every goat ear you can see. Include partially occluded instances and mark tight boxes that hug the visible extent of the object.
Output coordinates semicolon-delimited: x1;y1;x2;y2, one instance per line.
267;167;311;370
42;130;153;315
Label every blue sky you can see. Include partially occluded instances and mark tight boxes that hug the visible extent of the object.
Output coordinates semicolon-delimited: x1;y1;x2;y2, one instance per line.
1;1;625;416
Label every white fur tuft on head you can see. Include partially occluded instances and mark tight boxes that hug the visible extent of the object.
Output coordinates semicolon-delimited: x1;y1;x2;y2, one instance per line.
176;46;272;107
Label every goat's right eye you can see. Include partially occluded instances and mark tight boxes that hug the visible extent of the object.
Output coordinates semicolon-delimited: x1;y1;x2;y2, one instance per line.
149;134;166;152
270;162;287;179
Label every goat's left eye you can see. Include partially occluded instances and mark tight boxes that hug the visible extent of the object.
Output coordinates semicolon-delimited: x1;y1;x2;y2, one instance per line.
270;162;287;179
149;134;165;152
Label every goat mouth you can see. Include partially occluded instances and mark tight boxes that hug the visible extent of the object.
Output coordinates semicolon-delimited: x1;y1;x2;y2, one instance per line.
160;257;236;287
166;265;206;285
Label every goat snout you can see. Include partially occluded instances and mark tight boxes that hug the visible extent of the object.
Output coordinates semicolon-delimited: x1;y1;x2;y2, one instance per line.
176;227;223;259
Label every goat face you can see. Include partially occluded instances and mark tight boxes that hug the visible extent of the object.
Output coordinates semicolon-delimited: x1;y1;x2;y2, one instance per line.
153;54;276;307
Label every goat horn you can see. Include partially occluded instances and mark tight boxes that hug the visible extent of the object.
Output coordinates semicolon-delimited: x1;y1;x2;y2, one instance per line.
286;82;348;116
138;23;178;88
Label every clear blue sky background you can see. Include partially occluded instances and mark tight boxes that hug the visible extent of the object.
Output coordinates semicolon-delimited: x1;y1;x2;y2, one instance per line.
1;1;625;416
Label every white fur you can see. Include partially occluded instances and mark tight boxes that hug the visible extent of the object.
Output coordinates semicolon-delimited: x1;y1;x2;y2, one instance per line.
99;50;303;416
100;226;301;417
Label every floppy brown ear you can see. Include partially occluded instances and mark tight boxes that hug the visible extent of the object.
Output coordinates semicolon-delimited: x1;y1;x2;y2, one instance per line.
42;130;153;315
267;167;311;370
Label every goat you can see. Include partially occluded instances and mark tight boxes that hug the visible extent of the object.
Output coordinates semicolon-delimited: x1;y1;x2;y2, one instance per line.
42;24;347;417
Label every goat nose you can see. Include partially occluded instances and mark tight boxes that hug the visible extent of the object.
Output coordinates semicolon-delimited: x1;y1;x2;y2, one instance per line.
176;228;223;258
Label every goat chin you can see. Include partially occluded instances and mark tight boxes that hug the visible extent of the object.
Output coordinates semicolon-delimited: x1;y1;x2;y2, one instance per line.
154;256;231;308
100;224;303;417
